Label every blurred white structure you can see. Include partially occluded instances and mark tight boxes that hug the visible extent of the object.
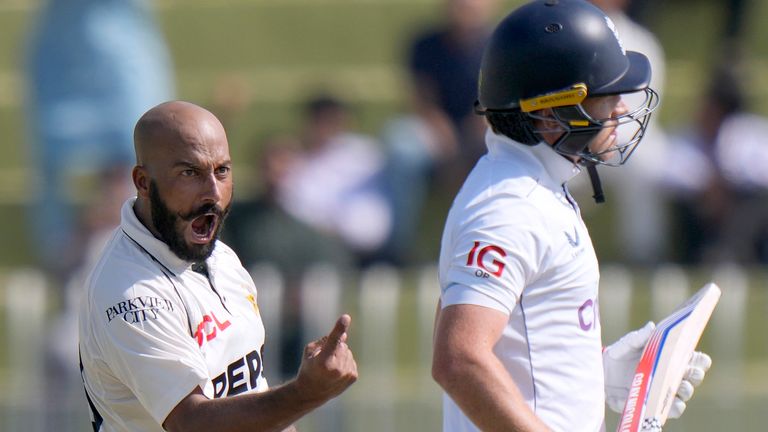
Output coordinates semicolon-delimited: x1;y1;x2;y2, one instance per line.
0;263;755;431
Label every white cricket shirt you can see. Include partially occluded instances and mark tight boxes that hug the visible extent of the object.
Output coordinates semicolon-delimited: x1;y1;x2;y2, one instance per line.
438;130;605;432
79;198;268;432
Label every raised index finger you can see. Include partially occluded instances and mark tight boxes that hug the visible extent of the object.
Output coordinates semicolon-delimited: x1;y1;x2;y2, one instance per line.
323;314;351;350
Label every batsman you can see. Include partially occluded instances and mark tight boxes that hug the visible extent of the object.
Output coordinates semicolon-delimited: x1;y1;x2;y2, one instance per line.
432;1;711;431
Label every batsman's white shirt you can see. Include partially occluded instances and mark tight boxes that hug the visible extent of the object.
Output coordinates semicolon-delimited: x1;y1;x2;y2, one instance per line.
79;198;268;432
438;131;605;432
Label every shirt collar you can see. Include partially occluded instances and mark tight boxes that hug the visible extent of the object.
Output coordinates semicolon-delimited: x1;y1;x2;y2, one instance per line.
485;129;581;189
120;197;212;276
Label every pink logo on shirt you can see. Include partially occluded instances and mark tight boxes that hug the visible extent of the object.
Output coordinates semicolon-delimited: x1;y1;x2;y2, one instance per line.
194;311;232;346
467;241;507;277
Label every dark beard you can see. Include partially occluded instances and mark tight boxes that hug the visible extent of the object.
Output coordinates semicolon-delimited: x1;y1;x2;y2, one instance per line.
149;180;230;262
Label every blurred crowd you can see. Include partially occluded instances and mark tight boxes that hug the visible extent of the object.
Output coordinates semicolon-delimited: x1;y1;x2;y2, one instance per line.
18;0;766;406
26;0;765;280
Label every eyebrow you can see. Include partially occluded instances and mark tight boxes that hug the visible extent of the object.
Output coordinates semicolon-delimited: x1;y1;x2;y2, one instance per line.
172;159;232;170
172;161;199;170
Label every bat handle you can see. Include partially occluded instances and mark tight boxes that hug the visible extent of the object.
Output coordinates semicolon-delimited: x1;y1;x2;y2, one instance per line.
640;417;662;432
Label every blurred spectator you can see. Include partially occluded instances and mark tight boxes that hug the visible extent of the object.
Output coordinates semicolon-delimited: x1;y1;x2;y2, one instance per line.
223;134;352;378
663;64;768;264
24;0;175;282
25;3;175;426
406;0;497;169
380;0;498;264
587;0;669;264
225;134;353;275
277;95;392;267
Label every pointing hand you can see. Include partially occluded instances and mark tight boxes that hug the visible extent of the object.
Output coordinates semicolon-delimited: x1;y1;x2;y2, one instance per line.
296;314;358;403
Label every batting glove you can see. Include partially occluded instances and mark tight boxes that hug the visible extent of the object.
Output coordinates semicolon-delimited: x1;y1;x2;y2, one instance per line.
603;322;713;418
604;321;656;414
667;350;712;418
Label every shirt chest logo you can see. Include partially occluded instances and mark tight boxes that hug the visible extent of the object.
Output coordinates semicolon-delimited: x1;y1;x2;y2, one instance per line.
578;297;599;331
212;347;264;398
565;227;581;247
194;311;232;347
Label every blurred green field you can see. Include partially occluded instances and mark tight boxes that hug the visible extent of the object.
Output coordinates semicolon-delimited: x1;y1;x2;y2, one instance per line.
2;0;768;431
3;0;768;266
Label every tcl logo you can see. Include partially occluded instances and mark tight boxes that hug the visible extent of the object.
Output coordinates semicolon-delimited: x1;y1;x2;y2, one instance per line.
194;311;231;347
466;241;507;277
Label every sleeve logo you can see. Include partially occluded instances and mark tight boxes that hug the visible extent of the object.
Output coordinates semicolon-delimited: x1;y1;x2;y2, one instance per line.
466;241;507;278
105;296;175;325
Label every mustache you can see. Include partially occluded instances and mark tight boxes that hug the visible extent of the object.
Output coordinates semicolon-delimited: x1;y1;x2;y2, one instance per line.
179;203;228;221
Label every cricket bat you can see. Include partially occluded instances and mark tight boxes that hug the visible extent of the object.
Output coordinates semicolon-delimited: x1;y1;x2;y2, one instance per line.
615;282;721;432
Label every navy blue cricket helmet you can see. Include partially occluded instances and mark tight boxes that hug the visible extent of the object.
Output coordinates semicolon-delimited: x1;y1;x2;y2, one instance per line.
476;0;658;169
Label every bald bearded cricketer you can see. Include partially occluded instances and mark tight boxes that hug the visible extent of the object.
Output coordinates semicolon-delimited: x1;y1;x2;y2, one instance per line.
78;101;358;432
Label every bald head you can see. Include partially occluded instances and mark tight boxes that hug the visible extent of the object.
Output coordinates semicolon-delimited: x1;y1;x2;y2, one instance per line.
130;101;234;261
134;101;228;169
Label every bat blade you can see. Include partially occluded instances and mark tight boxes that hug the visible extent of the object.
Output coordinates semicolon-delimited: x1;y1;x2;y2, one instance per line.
616;282;721;432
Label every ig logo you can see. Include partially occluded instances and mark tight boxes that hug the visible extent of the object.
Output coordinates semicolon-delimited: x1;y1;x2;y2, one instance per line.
466;241;507;278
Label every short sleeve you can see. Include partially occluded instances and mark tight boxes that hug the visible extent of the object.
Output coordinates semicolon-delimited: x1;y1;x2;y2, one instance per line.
442;283;510;314
91;264;209;425
441;194;549;314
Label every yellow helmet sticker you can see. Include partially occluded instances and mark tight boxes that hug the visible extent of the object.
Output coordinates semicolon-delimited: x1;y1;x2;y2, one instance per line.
520;83;588;112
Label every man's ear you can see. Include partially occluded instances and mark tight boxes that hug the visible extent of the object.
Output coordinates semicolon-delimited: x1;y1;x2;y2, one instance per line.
133;165;150;198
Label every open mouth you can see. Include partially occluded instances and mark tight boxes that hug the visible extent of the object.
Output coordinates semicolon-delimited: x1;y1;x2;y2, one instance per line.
189;213;218;243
